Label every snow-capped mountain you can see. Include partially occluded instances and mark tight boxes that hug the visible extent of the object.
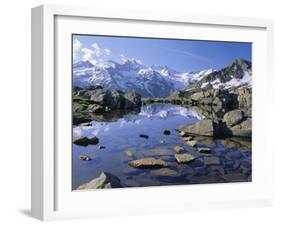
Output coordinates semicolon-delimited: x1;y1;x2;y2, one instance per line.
73;59;213;97
73;58;251;98
198;59;252;89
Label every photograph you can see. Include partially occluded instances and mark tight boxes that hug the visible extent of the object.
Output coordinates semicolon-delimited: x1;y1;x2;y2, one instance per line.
72;34;252;190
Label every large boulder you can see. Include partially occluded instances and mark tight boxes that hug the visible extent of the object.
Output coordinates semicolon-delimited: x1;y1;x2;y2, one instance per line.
177;119;215;136
77;172;122;189
229;117;252;137
223;109;244;127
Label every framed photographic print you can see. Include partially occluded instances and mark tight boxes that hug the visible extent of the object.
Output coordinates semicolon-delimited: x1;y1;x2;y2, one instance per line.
31;4;274;221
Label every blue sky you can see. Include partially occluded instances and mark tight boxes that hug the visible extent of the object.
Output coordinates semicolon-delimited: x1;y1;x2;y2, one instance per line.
73;34;252;72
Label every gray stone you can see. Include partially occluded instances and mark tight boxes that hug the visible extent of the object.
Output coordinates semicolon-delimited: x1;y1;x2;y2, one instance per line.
197;147;211;154
177;119;215;136
223;109;244;127
204;156;220;165
128;158;168;168
230;118;252;137
77;172;122;189
175;153;196;163
152;168;180;177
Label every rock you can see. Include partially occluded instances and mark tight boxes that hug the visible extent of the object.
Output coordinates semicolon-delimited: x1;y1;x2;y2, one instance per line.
204;156;220;165
197;147;211;154
179;131;188;137
77;172;122;189
174;146;185;152
229;118;251;137
222;173;248;182
99;145;106;149
182;136;193;141
79;122;92;126
175;154;195;163
79;155;92;161
190;91;205;101
87;104;104;113
201;97;213;106
125;150;134;158
223;109;244;127
128;158;168;168
139;134;149;139
147;148;171;156
163;129;171;135
237;87;251;108
187;140;197;147
152;168;180;177
177;119;215;136
73;136;99;146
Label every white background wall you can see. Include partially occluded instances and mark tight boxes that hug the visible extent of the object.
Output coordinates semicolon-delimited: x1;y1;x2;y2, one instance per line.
0;0;280;225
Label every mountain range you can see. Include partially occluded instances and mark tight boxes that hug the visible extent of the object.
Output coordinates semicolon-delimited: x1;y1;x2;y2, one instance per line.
73;58;252;98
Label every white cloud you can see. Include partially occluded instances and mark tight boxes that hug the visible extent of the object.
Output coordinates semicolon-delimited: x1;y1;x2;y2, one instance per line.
81;48;94;61
104;48;111;56
90;43;111;58
91;43;102;57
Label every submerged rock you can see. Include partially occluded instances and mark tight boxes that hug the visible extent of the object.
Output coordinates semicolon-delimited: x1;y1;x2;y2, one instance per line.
152;168;180;177
177;119;215;136
79;155;92;161
124;150;134;158
186;140;197;147
128;158;168;168
73;136;99;146
197;147;211;154
204;156;220;165
77;172;122;189
175;154;195;163
174;146;185;153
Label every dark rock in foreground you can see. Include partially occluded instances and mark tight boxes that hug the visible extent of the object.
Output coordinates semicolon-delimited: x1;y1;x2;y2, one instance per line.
128;158;168;168
77;172;122;189
73;136;99;146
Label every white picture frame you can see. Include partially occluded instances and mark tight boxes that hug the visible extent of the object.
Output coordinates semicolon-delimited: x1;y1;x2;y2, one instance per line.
31;4;274;221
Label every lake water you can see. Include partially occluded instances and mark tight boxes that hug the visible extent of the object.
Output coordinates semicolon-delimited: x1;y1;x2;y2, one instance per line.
72;103;252;190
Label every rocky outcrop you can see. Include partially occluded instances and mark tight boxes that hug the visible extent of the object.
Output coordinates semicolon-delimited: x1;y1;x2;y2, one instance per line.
77;172;122;189
176;108;251;138
128;158;168;168
73;86;142;125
